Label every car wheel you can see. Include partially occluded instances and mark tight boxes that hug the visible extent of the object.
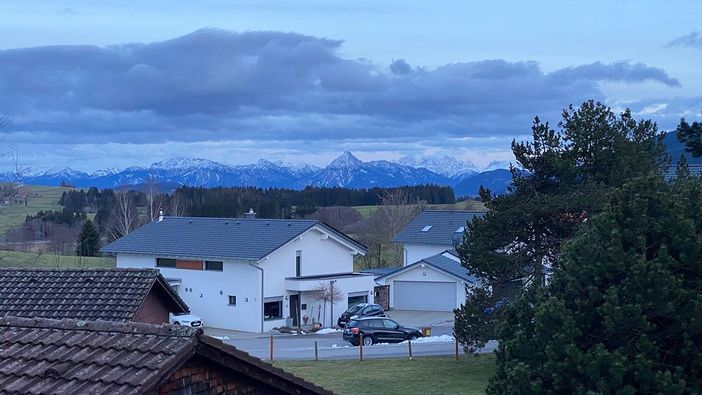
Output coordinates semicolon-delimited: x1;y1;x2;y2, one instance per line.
173;322;181;326
362;335;374;347
408;334;418;341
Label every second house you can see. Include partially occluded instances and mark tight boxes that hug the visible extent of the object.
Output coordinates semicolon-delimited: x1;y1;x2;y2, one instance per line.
103;214;373;333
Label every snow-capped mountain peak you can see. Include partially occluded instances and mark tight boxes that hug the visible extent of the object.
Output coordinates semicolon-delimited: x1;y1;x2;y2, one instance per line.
328;151;363;168
484;160;512;171
396;155;480;177
151;157;230;171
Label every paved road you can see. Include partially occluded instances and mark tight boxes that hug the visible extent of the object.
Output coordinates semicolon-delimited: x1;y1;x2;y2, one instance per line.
223;327;497;361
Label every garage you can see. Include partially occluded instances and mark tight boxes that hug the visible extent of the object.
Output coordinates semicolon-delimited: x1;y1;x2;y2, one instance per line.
393;280;457;311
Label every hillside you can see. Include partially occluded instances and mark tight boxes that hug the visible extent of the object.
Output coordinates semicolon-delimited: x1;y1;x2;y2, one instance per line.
0;185;72;242
0;250;115;269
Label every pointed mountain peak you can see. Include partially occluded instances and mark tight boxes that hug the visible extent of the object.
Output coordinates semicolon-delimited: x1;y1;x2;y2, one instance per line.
329;151;363;168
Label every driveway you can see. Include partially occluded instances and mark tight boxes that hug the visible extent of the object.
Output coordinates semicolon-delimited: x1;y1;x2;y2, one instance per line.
385;309;455;328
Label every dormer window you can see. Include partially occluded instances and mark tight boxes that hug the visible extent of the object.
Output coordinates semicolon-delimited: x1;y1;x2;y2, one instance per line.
421;225;433;232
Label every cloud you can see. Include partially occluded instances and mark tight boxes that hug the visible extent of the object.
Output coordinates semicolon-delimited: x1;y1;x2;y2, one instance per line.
667;32;702;48
0;28;686;170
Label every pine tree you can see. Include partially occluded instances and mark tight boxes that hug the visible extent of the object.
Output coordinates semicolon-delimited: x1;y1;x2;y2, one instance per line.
676;117;702;157
487;174;702;394
76;219;100;257
454;101;665;351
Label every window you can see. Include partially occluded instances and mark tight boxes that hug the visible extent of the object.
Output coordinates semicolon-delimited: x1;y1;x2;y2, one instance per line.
228;295;236;305
301;303;307;310
421;225;433;232
156;258;176;268
348;295;368;307
295;250;302;277
205;261;223;271
455;226;465;233
264;299;283;320
382;319;398;329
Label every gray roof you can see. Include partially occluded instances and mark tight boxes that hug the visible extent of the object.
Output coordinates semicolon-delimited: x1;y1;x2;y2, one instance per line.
378;252;476;283
664;163;702;180
393;210;484;246
102;216;366;261
360;267;401;279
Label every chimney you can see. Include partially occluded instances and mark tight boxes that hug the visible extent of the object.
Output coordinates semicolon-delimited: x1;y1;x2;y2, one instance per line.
245;208;256;219
158;209;164;222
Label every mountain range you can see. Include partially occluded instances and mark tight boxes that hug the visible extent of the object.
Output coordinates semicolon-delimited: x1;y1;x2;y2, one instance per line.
0;152;513;196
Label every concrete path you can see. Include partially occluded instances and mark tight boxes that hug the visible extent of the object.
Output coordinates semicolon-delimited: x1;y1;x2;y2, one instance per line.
222;329;497;361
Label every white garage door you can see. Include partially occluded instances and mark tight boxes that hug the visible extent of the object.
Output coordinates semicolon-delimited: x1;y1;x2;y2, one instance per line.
394;281;457;311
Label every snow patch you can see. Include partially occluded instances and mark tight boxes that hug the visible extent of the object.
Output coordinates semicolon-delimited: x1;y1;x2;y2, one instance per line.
315;328;343;335
401;335;455;344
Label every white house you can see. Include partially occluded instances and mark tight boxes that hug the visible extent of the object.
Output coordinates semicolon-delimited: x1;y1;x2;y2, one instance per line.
102;215;374;333
393;210;484;266
376;250;477;311
375;210;486;311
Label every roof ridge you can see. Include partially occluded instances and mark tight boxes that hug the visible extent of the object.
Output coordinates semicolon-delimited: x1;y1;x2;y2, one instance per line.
160;216;317;222
0;268;158;273
0;316;196;338
421;209;486;213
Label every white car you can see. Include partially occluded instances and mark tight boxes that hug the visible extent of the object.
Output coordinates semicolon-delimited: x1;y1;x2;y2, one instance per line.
169;312;203;327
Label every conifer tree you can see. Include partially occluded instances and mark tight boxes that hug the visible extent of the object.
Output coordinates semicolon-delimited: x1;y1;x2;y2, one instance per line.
76;219;100;257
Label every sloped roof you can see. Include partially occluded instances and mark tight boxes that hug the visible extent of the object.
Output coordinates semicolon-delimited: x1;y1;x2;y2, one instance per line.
0;316;330;394
393;210;484;246
378;252;476;283
102;216;366;260
0;268;188;322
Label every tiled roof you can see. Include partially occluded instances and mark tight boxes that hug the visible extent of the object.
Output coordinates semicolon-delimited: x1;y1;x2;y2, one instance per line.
393;210;484;246
0;316;330;394
664;163;702;180
0;268;188;322
102;216;366;260
378;252;476;283
360;267;400;278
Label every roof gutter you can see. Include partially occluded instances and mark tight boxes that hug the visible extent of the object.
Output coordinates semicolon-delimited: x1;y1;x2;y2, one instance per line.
248;262;265;333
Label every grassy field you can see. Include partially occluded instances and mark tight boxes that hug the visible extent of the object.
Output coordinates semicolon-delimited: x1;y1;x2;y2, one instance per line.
0;185;72;241
0;250;115;269
276;355;495;395
353;199;485;219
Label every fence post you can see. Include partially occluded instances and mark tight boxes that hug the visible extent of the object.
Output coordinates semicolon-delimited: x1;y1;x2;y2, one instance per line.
359;334;364;361
455;338;459;361
270;335;274;362
408;339;413;360
314;341;319;361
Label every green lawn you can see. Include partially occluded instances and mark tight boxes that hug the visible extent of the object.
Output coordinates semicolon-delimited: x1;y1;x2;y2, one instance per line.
0;185;73;241
276;355;495;395
0;250;115;269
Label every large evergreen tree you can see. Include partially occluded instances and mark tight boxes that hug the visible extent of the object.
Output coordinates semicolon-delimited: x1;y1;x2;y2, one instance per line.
454;101;665;351
676;117;702;157
76;219;100;257
487;174;702;394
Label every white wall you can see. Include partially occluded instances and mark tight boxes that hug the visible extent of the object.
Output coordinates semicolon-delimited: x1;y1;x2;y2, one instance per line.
116;254;263;333
403;243;451;266
385;264;468;309
296;275;376;328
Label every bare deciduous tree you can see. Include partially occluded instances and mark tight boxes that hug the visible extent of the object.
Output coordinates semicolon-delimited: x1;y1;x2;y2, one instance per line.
145;174;163;221
368;190;425;266
310;281;344;327
110;192;139;240
169;190;186;217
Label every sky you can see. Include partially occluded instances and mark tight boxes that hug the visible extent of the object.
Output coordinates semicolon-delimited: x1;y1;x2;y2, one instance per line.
0;0;701;172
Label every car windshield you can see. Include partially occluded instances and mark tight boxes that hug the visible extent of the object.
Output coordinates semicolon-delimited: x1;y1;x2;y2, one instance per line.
346;320;359;328
344;305;364;315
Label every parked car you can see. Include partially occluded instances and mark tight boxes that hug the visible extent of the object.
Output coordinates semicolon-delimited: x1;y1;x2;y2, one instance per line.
170;312;203;327
337;303;386;327
342;317;422;346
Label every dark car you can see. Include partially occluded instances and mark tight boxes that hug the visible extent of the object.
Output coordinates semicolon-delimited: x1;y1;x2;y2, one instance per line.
337;303;386;328
342;317;422;346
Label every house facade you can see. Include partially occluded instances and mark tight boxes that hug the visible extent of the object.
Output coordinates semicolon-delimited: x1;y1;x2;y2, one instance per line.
377;250;477;311
103;216;373;333
394;210;484;265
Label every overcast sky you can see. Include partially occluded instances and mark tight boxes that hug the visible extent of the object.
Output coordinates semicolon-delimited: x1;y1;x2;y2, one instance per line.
1;0;701;171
